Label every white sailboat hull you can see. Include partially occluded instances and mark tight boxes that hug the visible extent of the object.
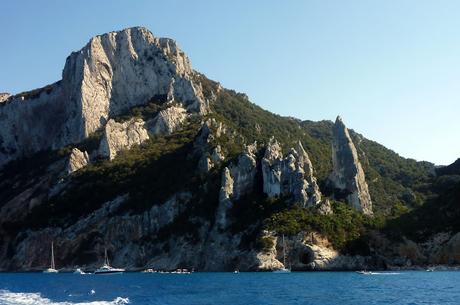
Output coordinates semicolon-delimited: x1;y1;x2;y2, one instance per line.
44;242;58;273
94;268;125;274
273;268;291;273
94;249;125;274
43;268;58;273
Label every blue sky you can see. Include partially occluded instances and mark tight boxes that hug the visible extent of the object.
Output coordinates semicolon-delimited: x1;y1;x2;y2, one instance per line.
1;0;459;165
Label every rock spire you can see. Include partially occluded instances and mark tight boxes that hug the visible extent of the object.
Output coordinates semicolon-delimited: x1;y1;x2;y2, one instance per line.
262;138;322;207
328;116;373;215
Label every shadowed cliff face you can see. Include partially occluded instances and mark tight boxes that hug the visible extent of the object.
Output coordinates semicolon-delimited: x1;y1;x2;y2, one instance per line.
328;116;373;215
0;82;82;167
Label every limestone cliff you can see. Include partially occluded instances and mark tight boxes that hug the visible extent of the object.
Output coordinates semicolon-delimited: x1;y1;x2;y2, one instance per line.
328;116;373;215
66;148;90;173
262;138;322;207
0;27;208;167
148;105;188;135
98;118;149;160
194;119;227;173
215;143;257;229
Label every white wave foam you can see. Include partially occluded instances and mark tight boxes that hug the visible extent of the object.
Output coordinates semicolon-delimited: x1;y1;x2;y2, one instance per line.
0;290;129;305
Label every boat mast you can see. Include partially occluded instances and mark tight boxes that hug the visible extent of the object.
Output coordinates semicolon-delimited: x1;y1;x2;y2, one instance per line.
282;234;286;268
50;242;55;270
104;248;110;266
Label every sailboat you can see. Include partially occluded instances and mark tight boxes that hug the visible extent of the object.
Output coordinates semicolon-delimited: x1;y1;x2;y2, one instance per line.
273;235;291;273
94;248;125;274
43;242;58;273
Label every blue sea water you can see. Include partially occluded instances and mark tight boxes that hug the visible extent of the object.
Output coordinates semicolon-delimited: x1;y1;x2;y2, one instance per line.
0;271;459;305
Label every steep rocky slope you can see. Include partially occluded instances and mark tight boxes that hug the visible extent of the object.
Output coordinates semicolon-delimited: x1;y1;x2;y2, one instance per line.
0;27;455;272
0;27;207;167
328;117;373;215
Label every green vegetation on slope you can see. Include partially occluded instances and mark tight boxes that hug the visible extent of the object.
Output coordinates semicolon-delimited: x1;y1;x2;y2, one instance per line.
1;73;451;258
384;171;460;241
201;72;436;216
266;201;381;253
25;119;203;229
0;150;66;207
357;137;435;214
113;95;170;123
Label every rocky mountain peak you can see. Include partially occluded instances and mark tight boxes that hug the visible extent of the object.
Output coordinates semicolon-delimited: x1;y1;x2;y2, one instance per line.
329;116;373;215
0;27;208;168
63;27;193;79
61;26;207;136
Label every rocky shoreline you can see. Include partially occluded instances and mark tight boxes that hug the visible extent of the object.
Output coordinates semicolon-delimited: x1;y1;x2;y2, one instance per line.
4;265;460;273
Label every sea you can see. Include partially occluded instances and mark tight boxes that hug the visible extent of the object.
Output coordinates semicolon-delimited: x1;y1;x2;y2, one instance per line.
0;271;459;305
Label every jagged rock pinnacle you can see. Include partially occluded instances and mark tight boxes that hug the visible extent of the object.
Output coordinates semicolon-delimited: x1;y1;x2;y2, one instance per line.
262;138;323;207
329;116;373;215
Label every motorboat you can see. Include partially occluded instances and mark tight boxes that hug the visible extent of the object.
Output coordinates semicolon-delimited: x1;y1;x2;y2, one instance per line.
356;270;373;275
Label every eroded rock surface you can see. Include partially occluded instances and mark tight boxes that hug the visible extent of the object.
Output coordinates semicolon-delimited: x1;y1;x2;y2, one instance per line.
262;138;322;207
432;232;460;264
214;143;257;229
255;233;284;271
98;118;149;160
0;27;208;168
329;116;373;215
194;119;227;173
0;93;10;103
66;148;90;173
148;105;188;135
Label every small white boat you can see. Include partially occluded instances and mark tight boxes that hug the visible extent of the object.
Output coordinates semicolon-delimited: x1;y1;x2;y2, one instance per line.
43;268;58;273
171;268;191;274
273;268;291;273
74;268;87;274
356;270;372;275
94;248;125;275
273;235;291;273
141;268;156;273
357;271;400;275
43;242;58;273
